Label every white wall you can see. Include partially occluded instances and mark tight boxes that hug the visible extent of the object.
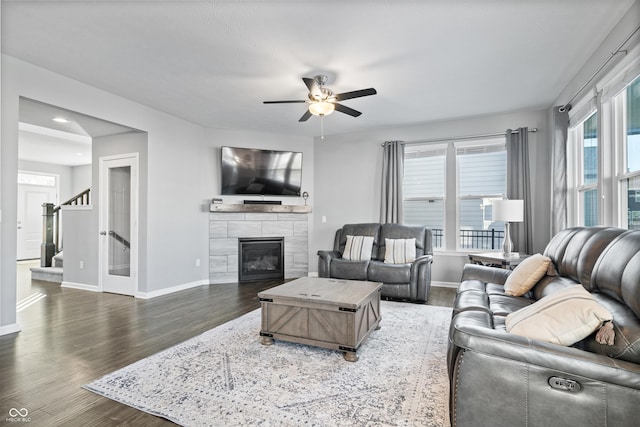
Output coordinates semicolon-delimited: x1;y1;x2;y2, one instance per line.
0;54;315;333
1;55;211;331
61;131;148;290
312;109;550;285
552;1;640;108
71;164;91;196
200;127;315;271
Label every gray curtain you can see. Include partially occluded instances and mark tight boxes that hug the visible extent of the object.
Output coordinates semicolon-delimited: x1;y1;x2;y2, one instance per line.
506;128;533;254
552;106;570;235
380;141;404;224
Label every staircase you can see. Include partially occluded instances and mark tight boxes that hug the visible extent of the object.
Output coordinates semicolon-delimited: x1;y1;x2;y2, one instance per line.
30;252;64;283
30;188;91;284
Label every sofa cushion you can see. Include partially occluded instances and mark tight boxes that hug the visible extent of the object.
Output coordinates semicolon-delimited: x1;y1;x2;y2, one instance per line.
342;235;374;261
368;260;411;284
504;254;553;296
557;227;627;290
591;230;640;319
506;285;612;346
335;223;380;260
378;223;431;259
329;258;369;281
383;238;416;264
574;293;640;364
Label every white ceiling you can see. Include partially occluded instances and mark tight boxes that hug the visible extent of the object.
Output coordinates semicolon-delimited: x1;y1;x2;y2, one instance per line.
17;98;138;166
2;0;637;141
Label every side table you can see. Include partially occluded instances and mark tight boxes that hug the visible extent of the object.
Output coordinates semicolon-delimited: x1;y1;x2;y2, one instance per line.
468;252;529;270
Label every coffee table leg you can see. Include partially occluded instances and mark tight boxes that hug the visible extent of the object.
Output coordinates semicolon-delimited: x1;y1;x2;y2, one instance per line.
260;335;274;346
343;351;358;362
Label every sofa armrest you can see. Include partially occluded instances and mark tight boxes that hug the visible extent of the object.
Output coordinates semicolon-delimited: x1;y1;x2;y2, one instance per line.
411;254;433;302
317;250;341;278
460;263;511;285
450;311;640;390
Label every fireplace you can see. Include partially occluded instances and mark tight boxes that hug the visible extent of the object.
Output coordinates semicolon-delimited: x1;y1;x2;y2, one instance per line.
238;237;284;283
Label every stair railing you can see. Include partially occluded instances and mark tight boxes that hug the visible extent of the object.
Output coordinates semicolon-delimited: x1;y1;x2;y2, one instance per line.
41;188;91;267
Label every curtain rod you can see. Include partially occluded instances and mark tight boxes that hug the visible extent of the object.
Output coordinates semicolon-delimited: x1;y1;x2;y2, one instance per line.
388;128;537;146
559;24;640;113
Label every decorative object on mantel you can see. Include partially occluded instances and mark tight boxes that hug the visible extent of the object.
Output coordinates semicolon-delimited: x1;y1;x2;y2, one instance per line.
302;191;309;205
84;301;451;426
209;203;311;213
493;199;524;257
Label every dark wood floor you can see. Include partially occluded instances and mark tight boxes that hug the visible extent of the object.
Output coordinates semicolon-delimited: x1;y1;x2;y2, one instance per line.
1;261;456;426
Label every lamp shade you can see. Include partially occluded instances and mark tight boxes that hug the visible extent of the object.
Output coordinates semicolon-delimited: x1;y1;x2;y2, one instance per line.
493;199;524;222
308;101;335;116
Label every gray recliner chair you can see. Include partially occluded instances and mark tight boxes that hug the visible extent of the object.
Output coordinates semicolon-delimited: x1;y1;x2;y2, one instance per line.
317;223;433;303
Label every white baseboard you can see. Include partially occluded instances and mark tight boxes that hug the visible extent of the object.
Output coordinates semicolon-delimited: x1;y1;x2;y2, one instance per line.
307;272;319;277
432;281;459;289
62;281;100;292
136;279;208;299
0;323;21;336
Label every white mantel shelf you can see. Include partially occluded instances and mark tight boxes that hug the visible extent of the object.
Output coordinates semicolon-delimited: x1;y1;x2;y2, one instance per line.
209;203;312;213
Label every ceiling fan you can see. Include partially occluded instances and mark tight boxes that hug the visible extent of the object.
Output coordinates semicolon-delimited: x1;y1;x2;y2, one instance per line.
263;75;377;122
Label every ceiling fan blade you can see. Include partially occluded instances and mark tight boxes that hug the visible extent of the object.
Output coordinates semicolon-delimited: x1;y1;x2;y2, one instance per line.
335;88;377;101
334;103;362;117
298;110;312;122
302;77;321;98
263;100;307;104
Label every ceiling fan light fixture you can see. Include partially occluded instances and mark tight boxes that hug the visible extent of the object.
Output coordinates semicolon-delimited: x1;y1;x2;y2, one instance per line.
308;101;335;117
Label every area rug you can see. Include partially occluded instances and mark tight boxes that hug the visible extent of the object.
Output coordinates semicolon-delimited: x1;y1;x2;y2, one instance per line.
84;301;452;426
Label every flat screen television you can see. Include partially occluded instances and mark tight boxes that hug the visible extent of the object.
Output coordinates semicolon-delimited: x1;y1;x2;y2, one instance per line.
220;146;303;196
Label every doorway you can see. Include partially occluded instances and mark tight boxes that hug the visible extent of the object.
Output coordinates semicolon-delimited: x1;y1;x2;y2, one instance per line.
17;172;59;260
99;153;139;296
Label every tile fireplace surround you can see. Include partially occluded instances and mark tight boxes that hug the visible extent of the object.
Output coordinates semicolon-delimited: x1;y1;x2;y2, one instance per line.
209;207;309;284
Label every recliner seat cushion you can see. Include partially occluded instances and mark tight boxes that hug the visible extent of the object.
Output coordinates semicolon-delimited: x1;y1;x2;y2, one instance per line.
368;260;411;284
329;258;369;280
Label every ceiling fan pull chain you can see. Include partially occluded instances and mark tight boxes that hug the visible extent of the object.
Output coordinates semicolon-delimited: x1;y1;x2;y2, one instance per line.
320;116;325;141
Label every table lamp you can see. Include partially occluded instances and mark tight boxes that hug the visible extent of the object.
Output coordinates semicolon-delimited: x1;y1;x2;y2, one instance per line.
492;199;524;257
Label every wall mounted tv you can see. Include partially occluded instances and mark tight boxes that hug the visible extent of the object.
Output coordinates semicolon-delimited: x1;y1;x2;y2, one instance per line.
220;146;303;196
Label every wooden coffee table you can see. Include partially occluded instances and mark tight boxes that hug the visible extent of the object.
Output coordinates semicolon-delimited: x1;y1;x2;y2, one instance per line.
258;277;382;362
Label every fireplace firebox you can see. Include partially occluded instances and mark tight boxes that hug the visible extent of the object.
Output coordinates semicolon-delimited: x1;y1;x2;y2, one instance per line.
238;237;284;283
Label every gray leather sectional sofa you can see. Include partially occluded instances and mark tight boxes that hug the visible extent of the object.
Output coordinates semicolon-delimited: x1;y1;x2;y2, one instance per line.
448;226;640;427
317;223;433;303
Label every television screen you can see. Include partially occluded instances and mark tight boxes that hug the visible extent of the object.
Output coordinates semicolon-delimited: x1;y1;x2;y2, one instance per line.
220;146;303;196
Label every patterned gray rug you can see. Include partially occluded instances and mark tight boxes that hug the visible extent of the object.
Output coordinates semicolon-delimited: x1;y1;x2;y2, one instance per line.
84;301;452;426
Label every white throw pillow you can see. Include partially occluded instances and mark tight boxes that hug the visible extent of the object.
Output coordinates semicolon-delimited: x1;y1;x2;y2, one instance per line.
504;253;553;296
384;238;417;264
342;235;374;261
505;285;612;346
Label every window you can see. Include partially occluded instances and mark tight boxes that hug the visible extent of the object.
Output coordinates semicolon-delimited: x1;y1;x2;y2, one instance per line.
404;145;446;248
403;137;506;251
17;172;56;187
577;112;599;226
457;141;506;250
619;76;640;230
567;55;640;230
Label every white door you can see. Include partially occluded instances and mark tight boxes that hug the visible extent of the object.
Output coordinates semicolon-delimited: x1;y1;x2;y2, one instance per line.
99;154;138;296
17;173;58;260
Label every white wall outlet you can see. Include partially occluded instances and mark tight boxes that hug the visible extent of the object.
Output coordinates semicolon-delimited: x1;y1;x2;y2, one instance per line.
195;258;201;267
322;215;327;223
79;261;84;270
